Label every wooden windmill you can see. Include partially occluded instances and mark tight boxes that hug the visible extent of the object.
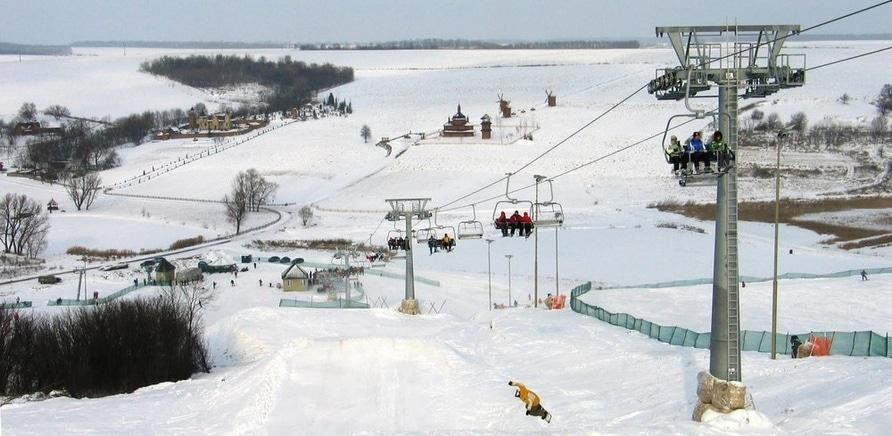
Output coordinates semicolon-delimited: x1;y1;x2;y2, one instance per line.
546;89;556;107
497;93;512;118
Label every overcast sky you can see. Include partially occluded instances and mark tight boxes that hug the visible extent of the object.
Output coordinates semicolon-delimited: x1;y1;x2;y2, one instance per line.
1;0;889;44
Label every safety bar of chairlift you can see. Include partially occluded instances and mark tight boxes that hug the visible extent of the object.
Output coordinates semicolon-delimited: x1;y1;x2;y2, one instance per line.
492;172;535;223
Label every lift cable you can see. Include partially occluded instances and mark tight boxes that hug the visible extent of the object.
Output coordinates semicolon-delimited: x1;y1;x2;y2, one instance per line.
805;45;892;72
440;115;706;212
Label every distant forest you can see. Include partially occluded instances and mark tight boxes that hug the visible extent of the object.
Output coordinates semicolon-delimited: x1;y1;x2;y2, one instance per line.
72;40;284;49
140;54;354;112
299;38;640;50
0;42;71;56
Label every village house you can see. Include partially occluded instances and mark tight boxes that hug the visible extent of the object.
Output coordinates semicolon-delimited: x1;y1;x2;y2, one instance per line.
281;263;309;292
197;112;232;131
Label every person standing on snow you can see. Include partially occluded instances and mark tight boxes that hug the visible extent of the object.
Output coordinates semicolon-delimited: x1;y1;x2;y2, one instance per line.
861;269;869;280
508;381;551;423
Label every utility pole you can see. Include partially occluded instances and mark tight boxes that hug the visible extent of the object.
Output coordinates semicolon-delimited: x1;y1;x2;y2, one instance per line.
505;254;513;306
385;198;431;315
486;238;494;311
771;131;786;359
649;24;805;382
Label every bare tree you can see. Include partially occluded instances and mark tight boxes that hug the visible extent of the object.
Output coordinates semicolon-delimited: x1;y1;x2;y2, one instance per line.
360;125;371;143
16;102;38;122
242;168;277;212
0;193;49;257
62;172;102;211
788;112;808;136
43;104;71;120
870;116;888;141
875;84;892;116
299;205;313;226
160;281;216;332
254;178;278;211
223;174;249;234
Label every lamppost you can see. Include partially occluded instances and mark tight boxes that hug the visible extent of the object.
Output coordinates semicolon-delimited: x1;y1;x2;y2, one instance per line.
505;254;513;307
771;131;786;359
533;174;547;307
485;238;494;311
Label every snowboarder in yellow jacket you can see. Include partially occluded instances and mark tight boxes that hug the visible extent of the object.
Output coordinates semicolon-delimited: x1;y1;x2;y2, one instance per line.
509;381;552;423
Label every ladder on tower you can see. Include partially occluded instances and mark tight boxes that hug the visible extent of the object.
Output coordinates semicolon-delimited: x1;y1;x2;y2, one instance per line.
725;168;741;381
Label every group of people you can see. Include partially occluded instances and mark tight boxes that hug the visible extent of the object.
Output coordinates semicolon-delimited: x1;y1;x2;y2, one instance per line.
667;130;733;175
387;236;408;251
428;233;455;254
495;210;533;238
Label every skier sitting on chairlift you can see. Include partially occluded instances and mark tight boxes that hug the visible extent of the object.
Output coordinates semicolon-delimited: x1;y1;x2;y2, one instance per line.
668;135;686;174
688;131;707;174
496;211;509;237
428;235;439;255
509;211;522;236
707;130;732;171
521;212;533;237
441;233;454;252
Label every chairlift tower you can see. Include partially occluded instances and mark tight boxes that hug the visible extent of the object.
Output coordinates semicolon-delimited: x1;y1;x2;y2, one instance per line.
649;25;805;382
385;198;432;315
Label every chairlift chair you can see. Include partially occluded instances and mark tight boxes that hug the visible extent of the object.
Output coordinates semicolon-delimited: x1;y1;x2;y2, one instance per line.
531;179;564;228
431;209;457;246
492;173;534;230
659;96;733;187
457;205;485;240
415;215;436;244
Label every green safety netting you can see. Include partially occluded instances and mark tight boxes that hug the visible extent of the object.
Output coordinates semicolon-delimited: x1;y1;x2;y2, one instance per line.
48;284;150;307
604;267;892;290
0;301;32;309
278;299;370;309
569;281;892;358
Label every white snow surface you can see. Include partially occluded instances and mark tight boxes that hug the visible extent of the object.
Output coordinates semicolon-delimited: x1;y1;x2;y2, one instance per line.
2;43;892;434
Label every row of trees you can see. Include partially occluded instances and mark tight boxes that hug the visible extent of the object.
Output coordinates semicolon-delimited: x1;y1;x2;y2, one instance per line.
223;169;278;234
299;38;640;50
0;290;211;398
741;108;889;150
140;55;354;114
0;194;49;258
10;104;189;175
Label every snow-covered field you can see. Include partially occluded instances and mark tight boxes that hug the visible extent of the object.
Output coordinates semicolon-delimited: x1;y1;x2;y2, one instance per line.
2;42;892;434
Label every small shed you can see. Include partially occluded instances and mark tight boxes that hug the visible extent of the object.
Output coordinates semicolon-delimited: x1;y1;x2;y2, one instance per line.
176;267;203;283
281;263;309;292
154;258;176;285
